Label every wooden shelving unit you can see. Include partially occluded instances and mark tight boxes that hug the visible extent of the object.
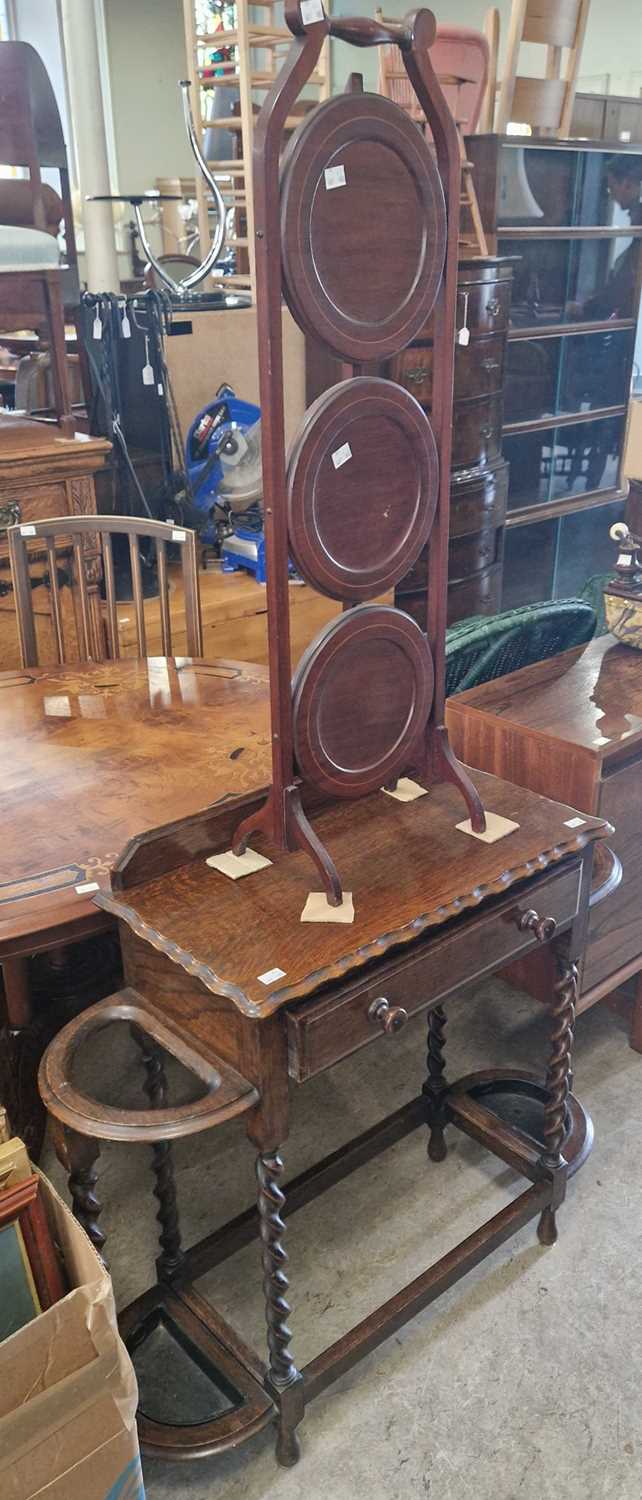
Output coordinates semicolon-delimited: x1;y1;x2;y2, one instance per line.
182;1;331;300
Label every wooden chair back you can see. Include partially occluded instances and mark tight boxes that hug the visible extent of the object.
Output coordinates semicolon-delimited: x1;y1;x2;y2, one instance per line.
494;0;591;137
377;17;488;135
8;515;203;668
0;41;79;299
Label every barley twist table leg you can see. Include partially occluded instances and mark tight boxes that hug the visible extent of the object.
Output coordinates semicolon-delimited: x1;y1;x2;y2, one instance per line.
538;957;578;1247
256;1148;303;1466
423;1005;448;1162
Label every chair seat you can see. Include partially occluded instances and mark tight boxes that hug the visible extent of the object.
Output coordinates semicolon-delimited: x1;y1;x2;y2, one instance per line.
0;224;59;272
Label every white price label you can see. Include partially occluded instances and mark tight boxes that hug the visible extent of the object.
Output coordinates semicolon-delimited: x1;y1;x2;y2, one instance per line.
20;525;36;536
324;164;346;191
564;817;585;828
258;967;286;986
331;442;352;470
300;0;324;22
172;528;187;543
75;881;100;894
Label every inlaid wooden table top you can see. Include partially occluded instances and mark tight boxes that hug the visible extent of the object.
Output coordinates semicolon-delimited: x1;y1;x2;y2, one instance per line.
99;770;610;1019
0;657;270;950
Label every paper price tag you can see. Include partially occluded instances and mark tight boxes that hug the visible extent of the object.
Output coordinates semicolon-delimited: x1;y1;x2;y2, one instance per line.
75;881;100;894
92;314;102;340
20;525;36;536
172;528;187;543
324;164;346;191
331;442;352;470
300;0;324;22
258;966;286;986
564;817;585;828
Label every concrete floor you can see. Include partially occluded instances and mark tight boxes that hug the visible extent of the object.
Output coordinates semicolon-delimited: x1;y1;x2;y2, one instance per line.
43;979;642;1500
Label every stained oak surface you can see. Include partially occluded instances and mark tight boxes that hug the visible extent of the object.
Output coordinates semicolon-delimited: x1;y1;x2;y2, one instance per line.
98;769;609;1019
0;657;270;948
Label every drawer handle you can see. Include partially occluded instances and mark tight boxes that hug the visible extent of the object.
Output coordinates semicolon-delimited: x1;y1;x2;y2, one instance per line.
0;501;20;530
403;367;428;385
480;424;494;439
517;909;557;943
482;358;500;372
367;997;408;1035
487;298;502;318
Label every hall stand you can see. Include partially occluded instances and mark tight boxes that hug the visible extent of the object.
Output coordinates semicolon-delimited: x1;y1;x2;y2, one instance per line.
38;4;613;1469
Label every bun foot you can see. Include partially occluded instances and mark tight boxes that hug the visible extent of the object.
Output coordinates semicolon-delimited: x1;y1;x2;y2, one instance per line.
275;1425;301;1467
428;1128;447;1162
537;1206;558;1246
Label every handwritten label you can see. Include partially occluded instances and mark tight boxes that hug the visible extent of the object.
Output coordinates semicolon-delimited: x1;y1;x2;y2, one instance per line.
258;966;286;986
172;528;187;543
331;442;352;470
20;525;36;536
324;164;346;191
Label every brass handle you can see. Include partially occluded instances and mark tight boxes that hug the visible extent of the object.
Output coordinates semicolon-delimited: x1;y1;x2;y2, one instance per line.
0;501;20;530
487;298;502;317
367;997;408;1035
480;423;494;439
518;909;557;943
482;358;500;372
403;367;428;385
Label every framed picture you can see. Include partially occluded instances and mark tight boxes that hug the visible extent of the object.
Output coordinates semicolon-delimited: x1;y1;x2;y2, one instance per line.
0;1174;66;1342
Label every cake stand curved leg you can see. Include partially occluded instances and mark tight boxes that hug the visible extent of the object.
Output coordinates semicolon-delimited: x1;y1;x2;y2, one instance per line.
232;795;273;857
287;790;343;908
423;1005;449;1161
429;727;486;833
538;954;578;1246
257;1149;304;1466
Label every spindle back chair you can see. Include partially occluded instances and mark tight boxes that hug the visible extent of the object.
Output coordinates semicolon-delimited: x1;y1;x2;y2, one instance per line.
8;515;203;668
494;0;591;137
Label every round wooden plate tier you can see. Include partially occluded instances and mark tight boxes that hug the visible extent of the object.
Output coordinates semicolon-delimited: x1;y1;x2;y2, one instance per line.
292;604;434;799
280;92;447;362
287;377;439;602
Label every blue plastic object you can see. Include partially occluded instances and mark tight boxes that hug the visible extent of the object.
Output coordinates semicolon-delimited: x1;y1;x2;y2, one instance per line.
185;384;261;546
221;525;267;583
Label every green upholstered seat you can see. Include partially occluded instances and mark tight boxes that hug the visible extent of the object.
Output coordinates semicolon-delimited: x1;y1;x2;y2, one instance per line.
445;599;597;697
0;225;59;272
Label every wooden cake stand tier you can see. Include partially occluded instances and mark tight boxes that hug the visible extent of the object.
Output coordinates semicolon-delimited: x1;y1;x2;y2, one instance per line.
74;769;613;1463
286;377;439;601
280;90;447;362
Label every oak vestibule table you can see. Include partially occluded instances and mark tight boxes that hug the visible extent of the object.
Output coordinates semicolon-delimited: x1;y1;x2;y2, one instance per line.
0;656;271;1150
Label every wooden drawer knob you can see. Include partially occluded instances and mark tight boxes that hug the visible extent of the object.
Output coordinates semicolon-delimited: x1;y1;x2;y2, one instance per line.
487;298;502;317
367;997;408;1034
517;909;557;943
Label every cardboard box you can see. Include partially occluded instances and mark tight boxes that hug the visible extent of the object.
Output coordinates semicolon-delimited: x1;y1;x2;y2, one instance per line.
0;1169;145;1500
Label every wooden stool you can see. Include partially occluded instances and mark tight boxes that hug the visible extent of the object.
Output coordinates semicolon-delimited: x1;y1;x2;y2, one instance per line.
38;987;258;1273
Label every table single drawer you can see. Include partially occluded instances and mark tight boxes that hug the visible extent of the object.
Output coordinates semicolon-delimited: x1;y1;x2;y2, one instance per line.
286;863;581;1081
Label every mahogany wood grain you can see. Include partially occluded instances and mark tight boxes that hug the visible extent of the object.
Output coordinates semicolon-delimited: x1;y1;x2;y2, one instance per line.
0;656;270;951
280;91;446;362
291;604;434;798
446;634;642;1039
286;377;438;601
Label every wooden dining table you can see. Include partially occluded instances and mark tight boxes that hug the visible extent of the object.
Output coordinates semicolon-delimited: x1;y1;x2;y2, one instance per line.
0;655;271;1151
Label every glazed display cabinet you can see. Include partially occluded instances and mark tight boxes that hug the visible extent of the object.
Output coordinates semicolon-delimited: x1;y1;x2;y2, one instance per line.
466;135;642;607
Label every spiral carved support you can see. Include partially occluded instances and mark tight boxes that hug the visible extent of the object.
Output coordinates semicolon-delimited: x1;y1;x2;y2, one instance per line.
256;1150;304;1467
422;1005;448;1162
136;1031;184;1279
64;1130;107;1262
538;955;578;1247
